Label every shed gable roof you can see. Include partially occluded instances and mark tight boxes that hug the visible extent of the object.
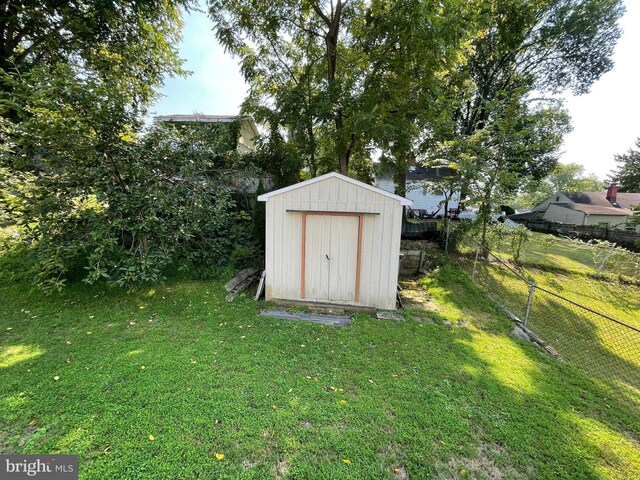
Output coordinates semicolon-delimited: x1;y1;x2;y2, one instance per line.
257;172;412;206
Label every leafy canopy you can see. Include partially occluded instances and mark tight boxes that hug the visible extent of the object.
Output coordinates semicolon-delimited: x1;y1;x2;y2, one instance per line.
516;163;606;209
609;138;640;193
208;0;478;178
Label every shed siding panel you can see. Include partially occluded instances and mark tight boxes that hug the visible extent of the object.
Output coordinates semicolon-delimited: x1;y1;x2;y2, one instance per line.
264;176;404;309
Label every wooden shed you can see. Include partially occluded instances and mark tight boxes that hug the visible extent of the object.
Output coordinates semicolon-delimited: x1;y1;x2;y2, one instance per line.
257;172;412;310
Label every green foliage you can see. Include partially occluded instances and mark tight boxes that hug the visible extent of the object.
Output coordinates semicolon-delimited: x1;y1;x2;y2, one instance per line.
2;80;255;290
0;2;269;291
0;0;187;113
247;131;303;189
517;163;607;209
252;180;267;249
436;0;623;241
209;0;477;177
609;137;640;192
0;166;35;225
509;225;531;264
500;205;516;216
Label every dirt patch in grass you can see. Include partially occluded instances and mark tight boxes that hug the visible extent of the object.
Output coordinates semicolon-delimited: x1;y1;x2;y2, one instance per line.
393;465;409;480
399;279;439;310
274;458;290;479
442;442;530;480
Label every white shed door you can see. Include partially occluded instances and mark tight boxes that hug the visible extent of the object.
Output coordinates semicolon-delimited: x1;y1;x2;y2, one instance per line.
304;215;359;302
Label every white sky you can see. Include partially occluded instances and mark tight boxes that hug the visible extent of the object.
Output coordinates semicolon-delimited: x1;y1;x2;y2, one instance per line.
152;0;640;181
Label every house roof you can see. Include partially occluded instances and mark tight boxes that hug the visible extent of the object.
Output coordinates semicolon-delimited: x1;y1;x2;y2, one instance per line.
257;172;413;206
407;166;458;181
562;191;640;210
547;202;633;216
377;166;458;182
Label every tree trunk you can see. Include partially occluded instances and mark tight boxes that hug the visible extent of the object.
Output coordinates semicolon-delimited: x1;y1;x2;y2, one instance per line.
320;1;351;175
393;169;407;197
479;184;493;250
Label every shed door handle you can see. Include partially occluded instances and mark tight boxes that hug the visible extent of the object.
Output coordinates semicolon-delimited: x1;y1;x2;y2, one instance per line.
326;254;331;261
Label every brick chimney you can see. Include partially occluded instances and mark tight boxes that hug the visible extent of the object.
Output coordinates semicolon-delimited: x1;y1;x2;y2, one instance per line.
606;184;618;204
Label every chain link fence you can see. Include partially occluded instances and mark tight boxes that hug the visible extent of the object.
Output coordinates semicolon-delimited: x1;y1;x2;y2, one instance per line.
450;227;640;408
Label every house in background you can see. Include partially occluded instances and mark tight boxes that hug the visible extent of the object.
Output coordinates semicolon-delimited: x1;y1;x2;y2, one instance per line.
375;165;461;217
529;185;640;231
155;114;260;153
155;114;270;208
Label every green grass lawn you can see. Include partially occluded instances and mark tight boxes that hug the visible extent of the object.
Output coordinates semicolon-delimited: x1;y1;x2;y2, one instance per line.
1;264;639;479
497;231;640;285
453;230;640;414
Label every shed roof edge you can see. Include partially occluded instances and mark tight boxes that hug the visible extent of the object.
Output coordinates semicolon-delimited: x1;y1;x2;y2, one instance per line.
257;172;412;206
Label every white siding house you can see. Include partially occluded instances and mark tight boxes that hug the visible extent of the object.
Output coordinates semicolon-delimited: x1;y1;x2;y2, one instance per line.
532;186;640;230
258;173;412;310
155;114;259;153
375;167;460;216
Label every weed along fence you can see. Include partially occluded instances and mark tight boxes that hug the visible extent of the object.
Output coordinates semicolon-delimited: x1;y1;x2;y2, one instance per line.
451;229;640;408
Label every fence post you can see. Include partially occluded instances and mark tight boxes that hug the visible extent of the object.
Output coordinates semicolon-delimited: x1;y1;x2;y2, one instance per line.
523;281;536;328
472;245;481;280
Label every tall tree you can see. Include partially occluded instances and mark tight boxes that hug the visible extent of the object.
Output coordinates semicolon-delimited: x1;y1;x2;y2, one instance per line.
0;1;203;290
609;138;640;193
0;1;188;118
209;0;477;178
430;0;623;242
516;162;606;208
209;0;358;175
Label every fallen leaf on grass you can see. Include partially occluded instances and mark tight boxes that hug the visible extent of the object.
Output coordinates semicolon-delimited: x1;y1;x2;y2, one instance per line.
215;453;224;460
148;435;155;441
339;400;347;405
103;446;111;455
140;365;146;370
342;459;351;465
86;332;92;335
53;376;60;381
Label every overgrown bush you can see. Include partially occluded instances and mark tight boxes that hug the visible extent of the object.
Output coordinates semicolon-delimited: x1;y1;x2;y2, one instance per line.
1;68;261;291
